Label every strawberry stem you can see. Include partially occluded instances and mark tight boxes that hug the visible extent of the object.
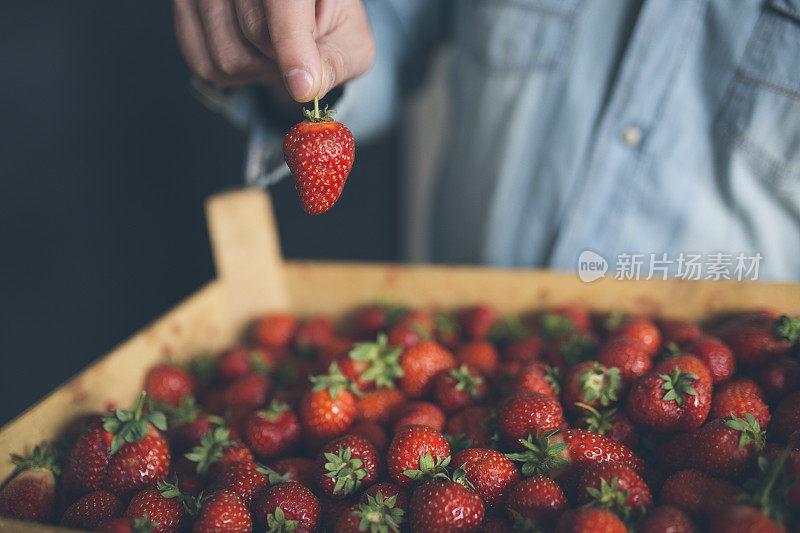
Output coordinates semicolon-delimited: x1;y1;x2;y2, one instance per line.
313;97;320;120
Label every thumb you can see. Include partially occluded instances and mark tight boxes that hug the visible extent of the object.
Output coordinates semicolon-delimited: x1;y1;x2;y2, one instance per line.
264;0;324;102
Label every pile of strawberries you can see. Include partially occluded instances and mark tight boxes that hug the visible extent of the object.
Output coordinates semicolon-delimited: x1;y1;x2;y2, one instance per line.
2;304;800;533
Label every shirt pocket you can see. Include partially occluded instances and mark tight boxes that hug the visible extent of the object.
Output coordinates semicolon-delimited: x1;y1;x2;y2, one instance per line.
716;0;800;191
456;0;584;73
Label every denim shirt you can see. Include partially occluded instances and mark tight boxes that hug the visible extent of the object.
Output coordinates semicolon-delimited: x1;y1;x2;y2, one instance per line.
200;0;800;280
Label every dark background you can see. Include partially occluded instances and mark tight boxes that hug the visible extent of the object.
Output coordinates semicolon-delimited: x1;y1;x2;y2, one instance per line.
0;3;400;425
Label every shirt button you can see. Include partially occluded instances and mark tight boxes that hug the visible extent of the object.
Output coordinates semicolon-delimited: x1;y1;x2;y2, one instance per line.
621;126;643;147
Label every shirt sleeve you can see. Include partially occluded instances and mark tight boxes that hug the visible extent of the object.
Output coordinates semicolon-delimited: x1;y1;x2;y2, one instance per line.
194;0;445;189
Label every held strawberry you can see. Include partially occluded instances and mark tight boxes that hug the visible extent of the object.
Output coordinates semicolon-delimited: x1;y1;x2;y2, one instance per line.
283;98;355;214
0;444;60;522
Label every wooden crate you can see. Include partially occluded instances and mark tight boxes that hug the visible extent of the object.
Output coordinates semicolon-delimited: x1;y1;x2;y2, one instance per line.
1;188;799;532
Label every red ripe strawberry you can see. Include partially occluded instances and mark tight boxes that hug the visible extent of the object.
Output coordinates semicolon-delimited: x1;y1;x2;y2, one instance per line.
353;305;390;339
507;430;646;480
356;388;406;426
163;396;222;453
505;475;567;529
63;393;170;496
252;481;320;532
719;377;766;400
562;361;621;415
244;400;301;459
576;462;652;512
597;336;652;383
392;401;446;433
709;382;771;428
398;341;456;398
684;335;735;384
184;427;254;478
503;336;545;365
125;479;189;533
758;357;800;402
270;457;316;487
348;422;389;452
692;415;766;478
639;505;697;533
214;461;269;507
62;419;113;493
317;337;353;371
345;334;405;390
432;365;488;414
99;516;159;533
388;310;435;348
498;391;563;448
361;482;410;513
284;100;355;214
445;406;498;449
0;444;59;522
555;507;627;533
409;479;484;533
456;341;500;377
222;373;271;410
145;364;196;407
386;425;450;488
607;315;661;357
660;469;740;518
627;370;711;432
316;435;380;498
60;490;124;530
659;319;702;347
769;391;800;442
653;353;713;387
192;489;252;533
709;505;787;533
508;361;559;398
550;306;593;336
295;315;336;353
253;313;297;351
459;305;497;340
217;346;278;383
452;448;520;513
300;364;357;442
719;314;799;367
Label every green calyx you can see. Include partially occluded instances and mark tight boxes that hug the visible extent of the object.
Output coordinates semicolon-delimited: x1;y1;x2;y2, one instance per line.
444;432;474;454
402;452;451;483
130;515;159;533
262;400;289;419
664;342;683;358
659;370;699;407
539;313;575;341
578;364;621;407
773;315;800;343
561;335;599;366
449;365;484;399
489;316;529;344
434;313;460;338
184;427;235;476
302;98;336;123
349;334;405;389
256;465;291;486
509;509;541;532
156;476;200;516
543;365;562;396
250;351;274;375
575;403;617;436
585;477;629;511
505;430;570;478
189;354;218;382
740;446;796;525
310;362;355;400
103;391;167;455
267;506;300;533
10;442;61;478
725;413;766;452
324;445;368;496
603;310;627;332
350;491;406;533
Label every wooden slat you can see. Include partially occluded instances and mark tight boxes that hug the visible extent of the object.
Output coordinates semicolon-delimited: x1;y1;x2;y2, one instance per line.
206;189;290;332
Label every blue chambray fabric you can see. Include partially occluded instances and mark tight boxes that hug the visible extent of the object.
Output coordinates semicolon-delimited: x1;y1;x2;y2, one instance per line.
203;0;800;280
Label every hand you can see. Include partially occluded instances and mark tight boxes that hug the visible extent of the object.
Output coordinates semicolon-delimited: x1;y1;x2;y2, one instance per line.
173;0;375;102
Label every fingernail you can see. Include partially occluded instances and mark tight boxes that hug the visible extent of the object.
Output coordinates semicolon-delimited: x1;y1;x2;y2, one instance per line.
285;68;313;100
